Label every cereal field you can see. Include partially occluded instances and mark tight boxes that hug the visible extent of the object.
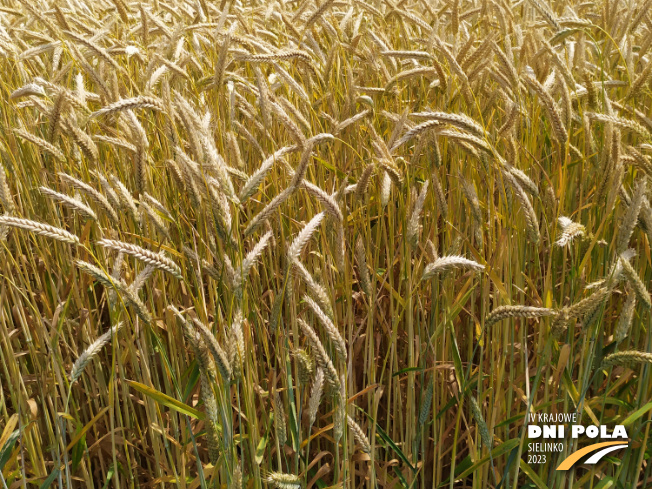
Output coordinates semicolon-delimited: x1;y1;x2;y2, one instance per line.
1;0;652;487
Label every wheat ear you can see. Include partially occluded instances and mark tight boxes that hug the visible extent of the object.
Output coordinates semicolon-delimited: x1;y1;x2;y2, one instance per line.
615;292;636;342
191;317;232;382
587;112;650;139
619;256;651;308
287;212;325;261
273;391;287;447
292;259;333;318
304;295;346;362
355;235;372;297
75;260;152;325
298;318;340;392
616;179;646;254
412;112;485;138
485;305;556;328
89;95;166;118
97;239;182;280
347;414;371;453
307;368;324;427
522;74;568;145
556;216;586;247
422;255;484;280
108;174;140;224
70;322;124;382
603;351;652;368
0;162;14;214
293;349;314;385
58;173;119;223
14;128;66;162
0;215;79;244
468;395;492;448
265;473;302;489
40;187;97;221
407;180;429;248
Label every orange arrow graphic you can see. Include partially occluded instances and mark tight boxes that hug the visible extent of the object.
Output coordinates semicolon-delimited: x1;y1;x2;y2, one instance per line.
556;441;627;470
